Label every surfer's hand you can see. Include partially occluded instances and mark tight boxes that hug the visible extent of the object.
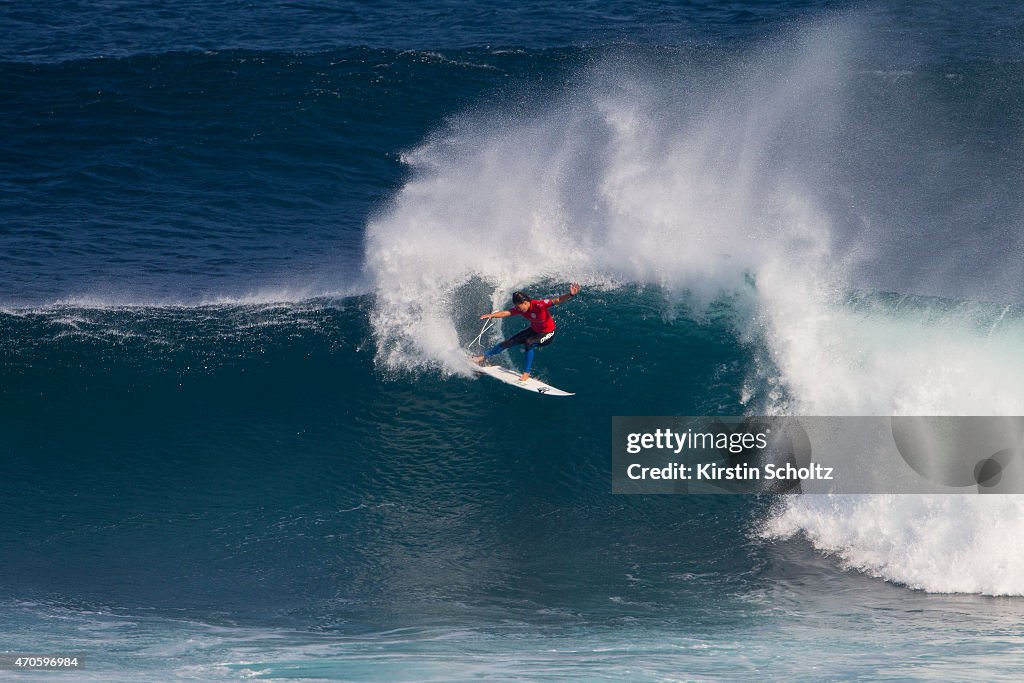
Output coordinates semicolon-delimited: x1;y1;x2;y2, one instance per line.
569;282;580;296
480;313;492;320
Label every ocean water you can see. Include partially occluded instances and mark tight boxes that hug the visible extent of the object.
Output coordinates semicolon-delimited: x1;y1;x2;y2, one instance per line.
4;1;1024;680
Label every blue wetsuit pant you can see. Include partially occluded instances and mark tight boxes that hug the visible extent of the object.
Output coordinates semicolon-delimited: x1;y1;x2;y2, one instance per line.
483;328;555;374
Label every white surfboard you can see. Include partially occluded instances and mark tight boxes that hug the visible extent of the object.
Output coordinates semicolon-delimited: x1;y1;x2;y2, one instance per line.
472;363;575;396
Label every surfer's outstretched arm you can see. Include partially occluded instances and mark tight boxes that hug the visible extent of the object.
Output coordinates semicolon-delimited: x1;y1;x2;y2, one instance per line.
550;281;580;305
480;310;512;320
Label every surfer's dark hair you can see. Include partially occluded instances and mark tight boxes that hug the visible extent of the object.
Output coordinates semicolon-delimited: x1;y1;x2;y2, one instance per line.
512;291;529;305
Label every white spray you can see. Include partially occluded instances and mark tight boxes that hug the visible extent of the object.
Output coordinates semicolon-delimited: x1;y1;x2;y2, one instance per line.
365;15;1024;594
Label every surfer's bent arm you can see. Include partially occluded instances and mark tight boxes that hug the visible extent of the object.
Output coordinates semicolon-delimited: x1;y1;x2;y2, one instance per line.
480;310;512;320
550;282;581;306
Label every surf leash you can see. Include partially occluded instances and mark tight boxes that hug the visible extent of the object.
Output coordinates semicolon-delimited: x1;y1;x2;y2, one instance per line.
468;317;496;350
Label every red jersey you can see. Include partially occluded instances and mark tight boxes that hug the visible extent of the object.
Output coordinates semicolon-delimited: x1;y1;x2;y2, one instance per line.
508;299;556;333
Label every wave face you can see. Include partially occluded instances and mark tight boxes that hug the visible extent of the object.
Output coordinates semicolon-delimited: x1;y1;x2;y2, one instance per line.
0;298;763;633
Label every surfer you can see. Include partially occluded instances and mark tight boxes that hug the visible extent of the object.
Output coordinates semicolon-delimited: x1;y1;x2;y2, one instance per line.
471;282;580;381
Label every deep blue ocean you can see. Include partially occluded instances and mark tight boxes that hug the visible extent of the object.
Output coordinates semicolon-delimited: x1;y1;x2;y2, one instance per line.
4;1;1024;680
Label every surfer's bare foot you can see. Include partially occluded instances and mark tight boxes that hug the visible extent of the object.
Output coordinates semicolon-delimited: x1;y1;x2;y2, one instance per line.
519;372;530;382
471;355;485;365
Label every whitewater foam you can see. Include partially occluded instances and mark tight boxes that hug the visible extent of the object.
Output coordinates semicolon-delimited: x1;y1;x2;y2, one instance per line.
763;496;1024;596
